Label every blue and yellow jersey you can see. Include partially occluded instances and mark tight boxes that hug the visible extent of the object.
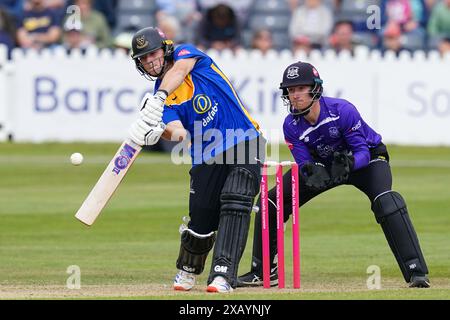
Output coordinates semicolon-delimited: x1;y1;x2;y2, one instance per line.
157;44;260;165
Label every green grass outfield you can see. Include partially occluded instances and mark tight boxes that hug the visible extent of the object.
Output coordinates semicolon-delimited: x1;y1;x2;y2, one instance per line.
0;143;449;300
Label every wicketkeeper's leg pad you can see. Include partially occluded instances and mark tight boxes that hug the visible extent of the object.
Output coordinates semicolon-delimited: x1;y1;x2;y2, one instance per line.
372;191;429;282
208;167;258;288
176;228;215;275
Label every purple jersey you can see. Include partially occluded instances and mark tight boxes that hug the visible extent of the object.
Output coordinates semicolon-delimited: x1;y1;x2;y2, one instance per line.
283;96;382;171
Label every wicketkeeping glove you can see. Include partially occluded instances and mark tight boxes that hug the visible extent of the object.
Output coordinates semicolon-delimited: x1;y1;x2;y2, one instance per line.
300;162;331;192
330;151;354;185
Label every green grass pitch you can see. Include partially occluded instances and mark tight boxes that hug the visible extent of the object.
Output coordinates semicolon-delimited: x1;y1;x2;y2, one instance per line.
0;142;449;299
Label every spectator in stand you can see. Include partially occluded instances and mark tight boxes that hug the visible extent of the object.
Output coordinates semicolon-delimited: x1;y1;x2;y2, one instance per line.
65;0;112;48
113;28;134;54
328;20;354;54
438;36;450;55
292;34;313;55
251;29;273;55
45;0;67;22
382;21;406;54
381;0;426;36
93;0;117;30
289;0;333;49
195;3;241;52
197;0;253;26
157;13;183;43
16;0;62;49
0;7;16;57
61;18;91;52
155;0;201;44
427;0;450;37
0;0;24;22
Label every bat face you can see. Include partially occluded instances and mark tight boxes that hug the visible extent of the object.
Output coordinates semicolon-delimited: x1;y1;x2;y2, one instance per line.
75;140;142;226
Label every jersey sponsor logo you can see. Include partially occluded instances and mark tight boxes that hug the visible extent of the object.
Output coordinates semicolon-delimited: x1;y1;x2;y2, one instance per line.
286;66;300;79
202;104;218;127
178;49;191;56
329;127;340;138
351;120;362;131
193;94;212;114
135;35;149;49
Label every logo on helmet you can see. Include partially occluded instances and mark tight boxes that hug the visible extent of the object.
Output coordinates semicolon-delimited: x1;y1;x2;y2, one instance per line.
286;66;300;79
136;35;149;49
312;67;319;77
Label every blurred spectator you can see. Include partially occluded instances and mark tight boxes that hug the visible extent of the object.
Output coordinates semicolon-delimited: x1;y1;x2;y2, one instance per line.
438;36;450;55
381;0;426;36
410;0;428;29
113;27;134;54
65;0;112;48
17;0;62;49
251;29;273;54
197;0;253;26
289;0;333;48
292;34;313;55
0;7;16;57
329;20;354;53
382;21;406;54
196;3;241;51
156;0;201;44
61;19;91;52
0;0;24;22
92;0;117;30
45;0;67;21
157;14;182;43
427;0;450;37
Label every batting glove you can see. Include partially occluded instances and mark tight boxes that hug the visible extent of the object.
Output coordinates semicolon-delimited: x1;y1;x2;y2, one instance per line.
139;90;167;125
129;118;166;146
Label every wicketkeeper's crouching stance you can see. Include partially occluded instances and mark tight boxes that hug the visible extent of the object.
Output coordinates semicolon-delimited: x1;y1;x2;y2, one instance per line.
238;62;430;288
128;27;265;293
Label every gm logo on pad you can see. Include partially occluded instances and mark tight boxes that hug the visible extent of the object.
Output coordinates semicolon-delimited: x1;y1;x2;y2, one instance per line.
193;94;212;114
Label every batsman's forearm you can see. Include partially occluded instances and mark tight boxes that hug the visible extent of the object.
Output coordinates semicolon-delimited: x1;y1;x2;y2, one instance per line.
158;69;186;96
162;121;188;142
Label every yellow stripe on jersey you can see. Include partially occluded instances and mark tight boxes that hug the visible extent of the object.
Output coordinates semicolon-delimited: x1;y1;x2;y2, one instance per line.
210;63;260;131
166;74;195;106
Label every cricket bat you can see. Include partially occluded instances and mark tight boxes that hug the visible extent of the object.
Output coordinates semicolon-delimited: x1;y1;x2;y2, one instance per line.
75;139;142;226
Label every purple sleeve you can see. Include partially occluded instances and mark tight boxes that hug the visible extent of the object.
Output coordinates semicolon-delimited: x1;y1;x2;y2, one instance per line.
283;119;313;167
340;104;370;170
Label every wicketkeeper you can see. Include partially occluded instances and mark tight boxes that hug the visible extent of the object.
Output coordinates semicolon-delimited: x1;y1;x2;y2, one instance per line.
238;61;430;288
128;27;265;293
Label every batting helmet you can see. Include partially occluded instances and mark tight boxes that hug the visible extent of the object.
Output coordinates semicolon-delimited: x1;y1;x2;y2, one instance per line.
279;61;323;116
131;27;174;79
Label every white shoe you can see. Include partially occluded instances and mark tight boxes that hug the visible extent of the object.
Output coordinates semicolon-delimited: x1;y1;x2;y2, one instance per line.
206;276;234;293
173;270;196;291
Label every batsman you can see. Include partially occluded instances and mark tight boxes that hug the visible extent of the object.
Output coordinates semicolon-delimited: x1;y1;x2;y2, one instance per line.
238;61;430;288
128;27;265;293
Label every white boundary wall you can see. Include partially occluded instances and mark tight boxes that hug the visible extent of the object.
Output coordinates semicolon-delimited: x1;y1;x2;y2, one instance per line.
0;45;8;141
0;45;449;145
